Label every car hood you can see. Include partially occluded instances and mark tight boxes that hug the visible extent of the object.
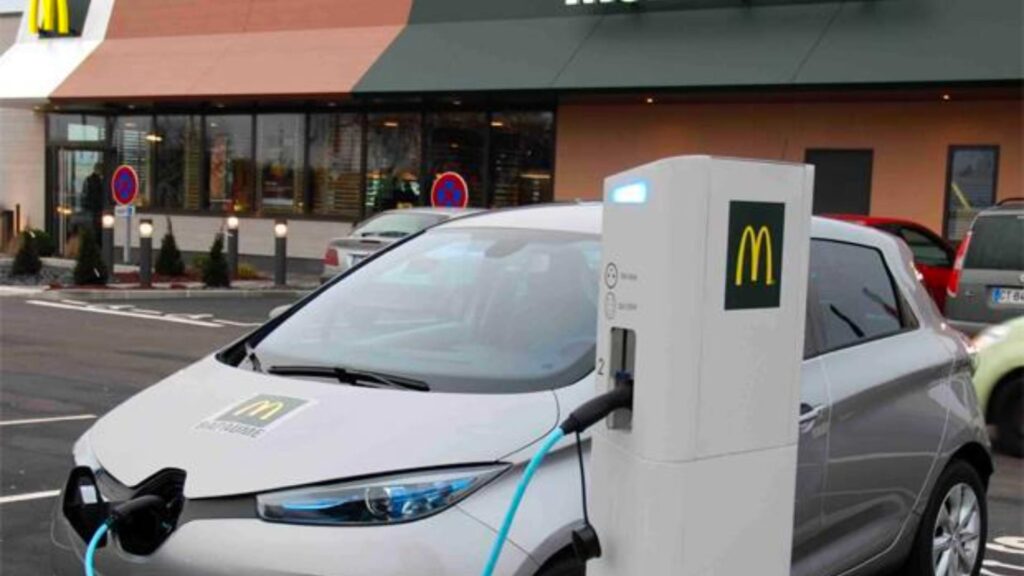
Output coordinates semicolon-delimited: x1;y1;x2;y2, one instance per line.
87;357;560;499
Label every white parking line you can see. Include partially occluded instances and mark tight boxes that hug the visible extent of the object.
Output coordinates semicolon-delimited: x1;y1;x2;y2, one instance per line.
27;300;223;328
214;319;261;327
0;490;61;505
0;414;97;427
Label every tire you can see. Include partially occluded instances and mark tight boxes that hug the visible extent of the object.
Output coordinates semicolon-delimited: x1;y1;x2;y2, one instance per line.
993;379;1023;458
535;550;585;576
905;459;988;576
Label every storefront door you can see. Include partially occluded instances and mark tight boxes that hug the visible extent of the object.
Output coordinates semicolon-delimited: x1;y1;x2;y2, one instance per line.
51;148;107;256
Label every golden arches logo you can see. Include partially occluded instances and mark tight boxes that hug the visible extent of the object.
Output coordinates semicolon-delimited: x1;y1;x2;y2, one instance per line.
734;225;775;287
233;400;286;421
27;0;70;35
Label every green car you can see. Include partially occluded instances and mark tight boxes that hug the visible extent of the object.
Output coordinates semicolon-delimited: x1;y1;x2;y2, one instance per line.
973;315;1024;457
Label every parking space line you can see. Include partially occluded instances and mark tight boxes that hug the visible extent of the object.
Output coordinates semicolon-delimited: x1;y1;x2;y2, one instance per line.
27;300;224;328
213;319;261;327
0;490;61;505
0;414;97;427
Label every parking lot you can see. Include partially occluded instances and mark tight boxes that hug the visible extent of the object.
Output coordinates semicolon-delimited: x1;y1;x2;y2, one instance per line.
0;292;1021;575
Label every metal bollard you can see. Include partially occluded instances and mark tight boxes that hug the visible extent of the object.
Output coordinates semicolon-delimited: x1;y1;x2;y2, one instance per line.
274;220;288;287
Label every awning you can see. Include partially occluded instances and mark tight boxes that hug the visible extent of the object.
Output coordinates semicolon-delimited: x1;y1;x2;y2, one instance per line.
51;26;405;101
355;0;1022;93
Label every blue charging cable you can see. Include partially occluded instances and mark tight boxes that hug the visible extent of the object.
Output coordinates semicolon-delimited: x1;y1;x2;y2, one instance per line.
481;427;566;576
480;384;633;576
84;521;111;576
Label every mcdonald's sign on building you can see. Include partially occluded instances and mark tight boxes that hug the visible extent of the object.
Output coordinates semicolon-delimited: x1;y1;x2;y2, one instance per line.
26;0;88;37
725;201;785;310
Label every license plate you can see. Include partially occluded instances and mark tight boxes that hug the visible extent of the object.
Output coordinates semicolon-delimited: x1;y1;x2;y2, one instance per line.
992;287;1024;306
347;253;367;266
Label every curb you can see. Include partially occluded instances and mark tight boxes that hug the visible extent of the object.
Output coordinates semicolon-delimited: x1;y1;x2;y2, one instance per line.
37;288;312;301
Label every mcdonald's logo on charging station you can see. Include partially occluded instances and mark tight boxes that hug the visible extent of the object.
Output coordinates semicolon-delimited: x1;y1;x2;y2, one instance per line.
27;0;71;36
725;201;785;310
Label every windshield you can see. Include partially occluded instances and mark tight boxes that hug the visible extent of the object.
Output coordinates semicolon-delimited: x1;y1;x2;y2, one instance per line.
354;212;448;238
256;228;601;393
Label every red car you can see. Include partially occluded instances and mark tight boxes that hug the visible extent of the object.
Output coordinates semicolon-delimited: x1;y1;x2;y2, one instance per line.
826;215;956;311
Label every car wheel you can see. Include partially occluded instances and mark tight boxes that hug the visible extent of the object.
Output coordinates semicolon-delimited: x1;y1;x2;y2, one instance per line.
535;550;585;576
993;379;1023;458
905;459;987;576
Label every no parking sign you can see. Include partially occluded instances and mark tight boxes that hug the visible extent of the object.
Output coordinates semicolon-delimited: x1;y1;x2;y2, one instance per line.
430;172;469;209
111;165;139;206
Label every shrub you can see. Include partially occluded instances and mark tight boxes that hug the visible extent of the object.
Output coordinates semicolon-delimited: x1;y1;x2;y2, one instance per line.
28;229;56;257
11;231;42;276
201;234;230;288
155;218;185;277
73;228;108;285
236;262;263;280
190;254;208;276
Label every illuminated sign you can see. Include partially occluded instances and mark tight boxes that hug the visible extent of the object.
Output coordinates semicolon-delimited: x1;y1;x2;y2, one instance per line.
611;182;648;204
725;201;785;310
27;0;70;35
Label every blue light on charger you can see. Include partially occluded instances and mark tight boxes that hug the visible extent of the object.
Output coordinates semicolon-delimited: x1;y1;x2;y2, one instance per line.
611;182;648;204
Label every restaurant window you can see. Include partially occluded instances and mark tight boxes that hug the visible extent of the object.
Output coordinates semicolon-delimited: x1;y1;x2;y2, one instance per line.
944;146;999;241
309;113;363;219
490;112;554;208
425;112;487;208
206;115;254;213
48;114;107;143
257;114;305;214
153;115;202;210
113;116;154;208
366;113;421;216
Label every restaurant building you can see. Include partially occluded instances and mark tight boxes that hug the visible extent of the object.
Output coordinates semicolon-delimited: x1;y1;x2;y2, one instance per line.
0;0;1019;266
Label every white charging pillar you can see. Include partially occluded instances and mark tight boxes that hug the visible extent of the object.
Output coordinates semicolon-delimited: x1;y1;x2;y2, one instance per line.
590;156;814;576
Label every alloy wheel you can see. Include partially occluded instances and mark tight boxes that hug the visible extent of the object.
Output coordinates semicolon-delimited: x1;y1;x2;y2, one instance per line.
933;482;982;576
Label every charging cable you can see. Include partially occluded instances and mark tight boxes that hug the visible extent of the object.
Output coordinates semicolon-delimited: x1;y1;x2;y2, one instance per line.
84;495;166;576
481;384;633;576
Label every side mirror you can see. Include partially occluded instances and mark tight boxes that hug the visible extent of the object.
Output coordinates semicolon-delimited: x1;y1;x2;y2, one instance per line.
268;304;291;320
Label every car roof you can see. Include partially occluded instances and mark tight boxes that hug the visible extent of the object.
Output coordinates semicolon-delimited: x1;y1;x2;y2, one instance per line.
376;207;482;218
824;213;934;230
978;199;1024;217
440;202;891;247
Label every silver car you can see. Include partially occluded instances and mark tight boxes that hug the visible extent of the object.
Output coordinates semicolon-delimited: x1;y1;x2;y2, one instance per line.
946;199;1024;335
52;204;991;576
320;207;478;283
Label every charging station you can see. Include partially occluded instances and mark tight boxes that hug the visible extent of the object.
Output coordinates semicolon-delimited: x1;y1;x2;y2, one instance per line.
590;156;814;575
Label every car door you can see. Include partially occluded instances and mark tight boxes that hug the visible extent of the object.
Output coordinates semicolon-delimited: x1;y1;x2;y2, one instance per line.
790;284;832;576
808;240;950;574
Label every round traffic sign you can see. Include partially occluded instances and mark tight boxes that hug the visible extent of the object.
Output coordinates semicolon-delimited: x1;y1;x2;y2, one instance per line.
430;172;469;209
111;165;139;206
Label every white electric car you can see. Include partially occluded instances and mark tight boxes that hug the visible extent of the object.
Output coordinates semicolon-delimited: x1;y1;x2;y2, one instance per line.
53;204;991;576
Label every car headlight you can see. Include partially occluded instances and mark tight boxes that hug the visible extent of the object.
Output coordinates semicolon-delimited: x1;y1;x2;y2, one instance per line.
972;325;1010;351
257;465;509;526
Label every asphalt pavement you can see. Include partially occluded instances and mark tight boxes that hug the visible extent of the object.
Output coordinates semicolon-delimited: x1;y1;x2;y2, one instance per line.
0;292;1020;576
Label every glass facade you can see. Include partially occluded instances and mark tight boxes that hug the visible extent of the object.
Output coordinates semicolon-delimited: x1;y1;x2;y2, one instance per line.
46;108;556;221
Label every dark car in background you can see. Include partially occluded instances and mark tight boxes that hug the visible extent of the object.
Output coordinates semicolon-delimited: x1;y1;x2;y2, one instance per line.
946;199;1024;335
321;208;478;283
826;215;955;311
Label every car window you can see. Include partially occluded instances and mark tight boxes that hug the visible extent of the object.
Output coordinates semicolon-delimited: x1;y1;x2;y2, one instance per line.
964;214;1024;271
896;226;952;268
809;240;908;353
354;212;448;238
256;228;601;394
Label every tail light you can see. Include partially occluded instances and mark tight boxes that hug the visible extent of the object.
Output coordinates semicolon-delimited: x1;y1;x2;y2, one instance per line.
947;231;972;297
324;247;339;267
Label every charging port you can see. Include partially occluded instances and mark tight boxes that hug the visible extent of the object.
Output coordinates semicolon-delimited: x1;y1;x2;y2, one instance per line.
608;327;635;430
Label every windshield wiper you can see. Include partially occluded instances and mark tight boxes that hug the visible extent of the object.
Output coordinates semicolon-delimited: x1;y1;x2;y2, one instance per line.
267;365;430;392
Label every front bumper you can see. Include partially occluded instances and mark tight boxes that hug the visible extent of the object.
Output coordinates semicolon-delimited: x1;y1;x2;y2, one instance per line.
51;496;537;576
